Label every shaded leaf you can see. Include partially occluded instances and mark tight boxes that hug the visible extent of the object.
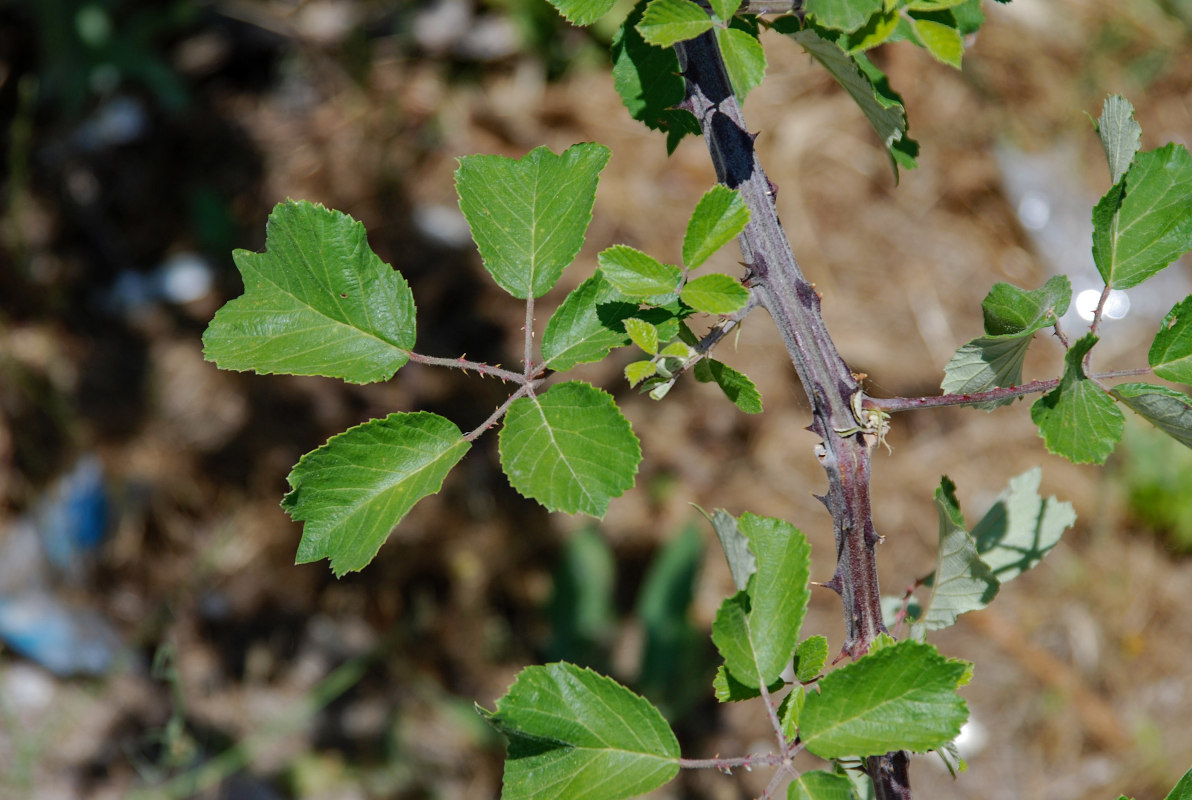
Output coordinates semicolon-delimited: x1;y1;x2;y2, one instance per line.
456;143;611;299
970;467;1076;582
799;640;969;757
285;413;470;575
483;662;679;800
203;200;415;384
788;770;855;800
542;274;635;371
694;358;763;413
804;0;883;32
1030;335;1125;464
1096;94;1142;185
981;276;1071;336
1111;382;1192;449
706;507;757;591
941;336;1032;410
499;382;641;516
1149;296;1192;384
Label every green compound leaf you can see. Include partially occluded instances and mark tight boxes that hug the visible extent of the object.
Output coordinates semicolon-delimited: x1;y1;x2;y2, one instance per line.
804;0;883;32
284;412;470;576
203;200;416;384
910;477;999;638
499;382;641;516
781;27;917;178
941;336;1032;410
612;0;701;154
970;467;1076;583
799;640;969;757
624;317;660;355
1149;296;1192;384
680;273;750;313
542;274;635;372
683;185;750;269
1111;383;1192;449
1030;335;1125;464
1096;94;1142;185
788;770;855;800
981;276;1071;336
694;358;763;413
598;245;682;300
794;635;830;683
545;0;618;26
716;26;766;100
1092;143;1192;290
482;662;680;800
711;514;811;688
910;17;964;68
637;0;714;47
456;143;611;299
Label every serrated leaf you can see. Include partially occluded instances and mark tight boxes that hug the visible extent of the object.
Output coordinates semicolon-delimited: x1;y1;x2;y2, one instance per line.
783;28;917;178
612;1;701;153
941;336;1032;409
483;662;679;800
637;0;714;47
598;245;682;300
680;273;749;313
1092;143;1192;290
911;18;963;68
545;0;618;26
203;200;416;384
543;274;635;371
1149;296;1192;384
716;26;766;99
624;317;660;354
625;359;658;387
799;640;969;757
456;143;611;299
804;0;883;32
683;186;750;269
711;665;784;702
708;0;740;20
788;770;855;800
795;635;829;683
705;508;757;591
843;5;900;53
1030;335;1125;464
970;467;1076;583
499;382;641;516
711;514;810;688
1096;95;1142;185
284;413;469;576
981;275;1071;336
1111;383;1192;449
778;685;806;741
910;477;999;637
694;359;763;413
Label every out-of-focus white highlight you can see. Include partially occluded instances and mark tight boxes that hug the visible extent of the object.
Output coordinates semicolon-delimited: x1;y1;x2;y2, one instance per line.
1075;288;1131;321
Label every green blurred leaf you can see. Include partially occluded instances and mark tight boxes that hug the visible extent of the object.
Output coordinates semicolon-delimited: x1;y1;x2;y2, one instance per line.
1149;296;1192;384
1092;143;1192;290
483;662;679;800
788;770;855;800
910;17;963;68
1096;94;1142;185
716;26;766;99
711;514;810;688
598;245;682;300
542;274;635;371
1030;335;1125;464
680;273;749;313
708;0;740;19
842;5;900;53
799;640;969;757
456;143;611;299
910;477;999;637
694;359;763;413
637;0;713;46
941;336;1032;410
500;382;641;516
1111;383;1192;449
625;359;658;387
981;276;1071;336
794;635;830;683
624;317;661;354
683;185;751;269
545;0;618;25
285;413;470;576
804;0;883;32
612;1;701;153
548;527;616;668
203;200;415;384
970;467;1076;583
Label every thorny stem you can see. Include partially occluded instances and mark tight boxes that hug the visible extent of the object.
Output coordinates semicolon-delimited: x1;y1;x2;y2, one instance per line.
677;752;786;770
406;351;528;383
463;380;544;441
674;27;900;794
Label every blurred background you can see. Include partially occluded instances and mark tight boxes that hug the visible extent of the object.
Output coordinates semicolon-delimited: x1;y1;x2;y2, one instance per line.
0;1;1190;798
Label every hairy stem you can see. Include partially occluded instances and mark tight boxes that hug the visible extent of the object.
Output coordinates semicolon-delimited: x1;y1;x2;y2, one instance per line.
674;27;900;794
406;351;528;383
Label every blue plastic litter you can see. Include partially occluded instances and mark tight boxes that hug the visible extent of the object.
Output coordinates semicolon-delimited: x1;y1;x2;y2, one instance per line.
0;593;120;676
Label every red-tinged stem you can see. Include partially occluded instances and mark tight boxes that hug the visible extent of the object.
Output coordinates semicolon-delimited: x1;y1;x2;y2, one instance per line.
406;351;529;384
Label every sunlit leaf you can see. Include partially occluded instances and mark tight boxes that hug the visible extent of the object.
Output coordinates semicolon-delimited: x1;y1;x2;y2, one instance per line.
1149;296;1192;384
788;770;855;800
637;0;713;47
542;274;635;371
1030;335;1124;464
598;245;682;300
680;273;749;313
804;0;883;32
683;185;750;269
716;26;766;99
1096;94;1142;185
